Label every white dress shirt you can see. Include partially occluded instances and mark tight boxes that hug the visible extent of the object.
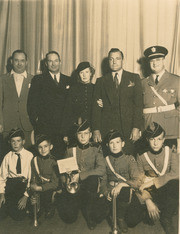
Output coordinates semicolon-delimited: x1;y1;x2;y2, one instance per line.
49;71;60;83
11;70;27;97
112;69;123;85
0;148;33;196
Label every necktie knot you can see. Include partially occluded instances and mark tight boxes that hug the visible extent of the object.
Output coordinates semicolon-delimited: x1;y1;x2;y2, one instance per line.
155;75;159;85
114;73;119;89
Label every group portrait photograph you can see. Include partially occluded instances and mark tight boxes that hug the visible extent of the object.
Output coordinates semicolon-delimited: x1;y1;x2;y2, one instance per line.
0;0;179;233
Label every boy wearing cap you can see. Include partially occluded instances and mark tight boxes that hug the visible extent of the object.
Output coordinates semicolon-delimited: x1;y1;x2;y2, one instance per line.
137;122;179;234
56;119;106;230
0;128;33;221
100;129;144;233
30;134;59;219
142;46;180;149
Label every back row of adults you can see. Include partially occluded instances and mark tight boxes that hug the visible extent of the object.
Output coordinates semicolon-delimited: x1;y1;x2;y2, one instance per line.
0;46;179;159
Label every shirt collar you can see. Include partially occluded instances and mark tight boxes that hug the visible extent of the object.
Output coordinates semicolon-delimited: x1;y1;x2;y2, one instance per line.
152;69;165;81
112;69;123;78
11;70;27;78
13;147;25;155
49;71;60;79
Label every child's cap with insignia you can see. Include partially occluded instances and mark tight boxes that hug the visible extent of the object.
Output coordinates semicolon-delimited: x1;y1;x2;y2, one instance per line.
35;134;51;146
9;128;25;140
144;46;168;60
105;129;124;144
145;122;165;139
75;117;90;133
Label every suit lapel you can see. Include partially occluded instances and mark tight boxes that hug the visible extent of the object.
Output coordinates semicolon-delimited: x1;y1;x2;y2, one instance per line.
104;73;117;105
8;73;19;98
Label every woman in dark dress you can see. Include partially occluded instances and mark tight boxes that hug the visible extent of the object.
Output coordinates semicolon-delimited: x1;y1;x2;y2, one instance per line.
62;62;96;145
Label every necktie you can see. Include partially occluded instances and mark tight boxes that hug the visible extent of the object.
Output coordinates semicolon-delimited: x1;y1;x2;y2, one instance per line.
54;75;58;85
114;73;119;89
15;153;21;174
155;75;159;85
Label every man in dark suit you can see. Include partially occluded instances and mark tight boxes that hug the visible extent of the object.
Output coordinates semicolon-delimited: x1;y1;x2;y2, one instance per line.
27;51;72;159
92;48;143;155
0;50;33;156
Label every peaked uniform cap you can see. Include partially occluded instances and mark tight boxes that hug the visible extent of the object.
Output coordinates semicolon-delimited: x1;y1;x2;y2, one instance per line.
144;46;168;60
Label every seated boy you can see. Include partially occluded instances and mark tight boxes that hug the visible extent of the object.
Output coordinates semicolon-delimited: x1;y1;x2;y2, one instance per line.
137;122;179;234
56;119;106;230
30;134;59;219
0;128;33;221
100;129;144;233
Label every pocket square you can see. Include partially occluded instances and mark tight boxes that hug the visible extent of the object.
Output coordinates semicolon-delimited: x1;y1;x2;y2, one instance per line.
128;81;135;87
66;85;70;89
28;83;31;88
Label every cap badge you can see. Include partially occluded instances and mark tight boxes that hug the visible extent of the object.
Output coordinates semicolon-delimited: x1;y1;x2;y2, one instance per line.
151;47;156;53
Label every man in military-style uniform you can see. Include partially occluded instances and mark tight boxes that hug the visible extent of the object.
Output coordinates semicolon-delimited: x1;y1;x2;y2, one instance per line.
137;122;179;234
142;46;180;149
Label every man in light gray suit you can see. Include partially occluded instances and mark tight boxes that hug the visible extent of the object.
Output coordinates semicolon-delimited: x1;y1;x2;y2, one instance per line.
0;50;33;155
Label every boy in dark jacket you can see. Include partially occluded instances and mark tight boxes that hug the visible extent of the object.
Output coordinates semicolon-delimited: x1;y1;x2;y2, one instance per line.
30;134;59;219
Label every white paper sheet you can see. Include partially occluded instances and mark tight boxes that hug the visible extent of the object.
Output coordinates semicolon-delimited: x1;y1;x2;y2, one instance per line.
57;157;79;174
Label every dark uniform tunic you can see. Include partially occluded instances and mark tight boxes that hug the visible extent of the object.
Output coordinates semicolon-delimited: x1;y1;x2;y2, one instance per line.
100;152;144;228
137;147;179;220
56;143;107;225
31;154;59;214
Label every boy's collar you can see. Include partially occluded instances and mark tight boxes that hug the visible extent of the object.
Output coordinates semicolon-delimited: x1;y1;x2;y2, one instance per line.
149;147;163;155
38;153;51;159
77;142;90;150
109;151;123;158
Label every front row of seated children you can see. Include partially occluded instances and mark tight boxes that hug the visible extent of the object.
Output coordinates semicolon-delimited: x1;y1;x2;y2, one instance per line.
0;121;179;234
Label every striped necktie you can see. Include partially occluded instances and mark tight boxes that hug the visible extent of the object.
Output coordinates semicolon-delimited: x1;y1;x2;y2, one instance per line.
114;73;119;89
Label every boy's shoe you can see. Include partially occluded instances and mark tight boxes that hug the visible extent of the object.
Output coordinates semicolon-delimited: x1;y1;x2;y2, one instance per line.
160;217;175;234
117;218;128;233
87;220;97;230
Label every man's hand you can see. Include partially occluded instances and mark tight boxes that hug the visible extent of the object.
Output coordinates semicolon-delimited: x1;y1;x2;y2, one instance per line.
130;128;141;142
111;183;129;197
139;180;154;193
18;195;28;210
0;124;3;133
97;99;103;108
93;130;102;143
31;183;42;192
145;199;160;221
0;193;5;208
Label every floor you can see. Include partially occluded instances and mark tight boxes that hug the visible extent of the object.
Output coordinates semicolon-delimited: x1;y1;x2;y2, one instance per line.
0;209;178;234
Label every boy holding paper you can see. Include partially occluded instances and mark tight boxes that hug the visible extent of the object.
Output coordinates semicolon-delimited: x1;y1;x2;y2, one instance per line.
30;134;59;219
56;119;107;230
